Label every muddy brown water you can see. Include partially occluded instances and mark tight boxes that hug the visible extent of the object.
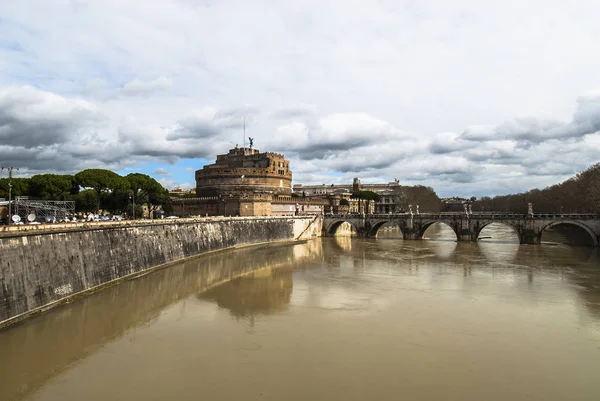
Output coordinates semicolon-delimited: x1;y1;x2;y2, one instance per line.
1;224;599;401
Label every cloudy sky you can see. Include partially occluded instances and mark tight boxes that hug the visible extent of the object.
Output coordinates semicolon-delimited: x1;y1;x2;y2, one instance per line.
1;0;599;197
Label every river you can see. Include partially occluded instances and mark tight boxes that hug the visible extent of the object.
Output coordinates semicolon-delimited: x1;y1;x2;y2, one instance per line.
1;224;599;401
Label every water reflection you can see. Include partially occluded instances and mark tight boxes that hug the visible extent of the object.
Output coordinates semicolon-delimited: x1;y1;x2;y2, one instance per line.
478;241;520;263
0;240;322;401
199;268;293;318
429;238;458;259
2;233;600;401
333;235;353;252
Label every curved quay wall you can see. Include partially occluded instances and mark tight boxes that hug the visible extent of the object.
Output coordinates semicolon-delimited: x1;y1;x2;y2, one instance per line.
0;216;323;329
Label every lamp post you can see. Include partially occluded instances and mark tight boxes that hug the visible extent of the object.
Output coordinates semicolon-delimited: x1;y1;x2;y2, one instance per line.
1;167;18;225
129;192;136;220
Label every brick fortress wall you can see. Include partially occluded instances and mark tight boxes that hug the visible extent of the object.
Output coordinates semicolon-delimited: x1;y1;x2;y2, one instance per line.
196;148;292;196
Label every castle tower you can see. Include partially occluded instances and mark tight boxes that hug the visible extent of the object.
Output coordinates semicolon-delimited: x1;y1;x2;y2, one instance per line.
195;147;293;197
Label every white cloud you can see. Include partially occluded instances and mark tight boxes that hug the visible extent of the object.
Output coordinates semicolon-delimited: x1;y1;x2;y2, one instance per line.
153;168;170;176
0;0;599;195
158;178;193;191
0;86;105;147
271;113;401;159
81;77;171;100
272;104;317;120
121;77;171;97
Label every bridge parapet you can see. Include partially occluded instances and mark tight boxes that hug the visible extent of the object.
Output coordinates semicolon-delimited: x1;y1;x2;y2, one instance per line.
352;213;598;220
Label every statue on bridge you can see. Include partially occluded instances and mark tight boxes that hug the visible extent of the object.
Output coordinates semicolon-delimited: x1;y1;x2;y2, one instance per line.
464;203;473;216
248;137;254;148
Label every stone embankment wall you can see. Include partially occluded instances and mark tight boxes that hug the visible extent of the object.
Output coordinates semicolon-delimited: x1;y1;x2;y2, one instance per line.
0;216;323;329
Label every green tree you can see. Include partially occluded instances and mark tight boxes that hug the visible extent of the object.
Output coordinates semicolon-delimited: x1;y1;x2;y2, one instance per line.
156;189;173;215
29;174;75;200
0;178;31;199
471;163;600;214
75;169;128;213
125;173;169;218
162;192;174;214
100;188;131;215
75;189;98;213
351;190;380;213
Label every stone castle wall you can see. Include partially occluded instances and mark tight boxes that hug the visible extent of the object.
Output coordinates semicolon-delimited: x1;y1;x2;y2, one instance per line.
171;196;327;218
196;147;293;197
196;167;292;181
239;199;271;216
272;203;324;216
171;198;219;217
196;167;292;194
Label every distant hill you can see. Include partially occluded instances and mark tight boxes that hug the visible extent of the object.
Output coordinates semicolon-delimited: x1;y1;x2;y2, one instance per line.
473;163;600;214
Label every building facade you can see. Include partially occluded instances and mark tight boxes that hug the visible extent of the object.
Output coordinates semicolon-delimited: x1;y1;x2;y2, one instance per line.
293;178;402;214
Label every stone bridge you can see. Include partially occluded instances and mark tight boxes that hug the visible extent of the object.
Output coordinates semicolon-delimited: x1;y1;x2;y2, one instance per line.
323;213;600;246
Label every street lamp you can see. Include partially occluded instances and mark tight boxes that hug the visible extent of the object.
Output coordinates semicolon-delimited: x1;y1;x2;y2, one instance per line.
1;167;18;225
129;192;136;220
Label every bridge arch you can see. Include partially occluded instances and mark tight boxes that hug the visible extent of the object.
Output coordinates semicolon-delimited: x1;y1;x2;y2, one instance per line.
418;221;458;241
368;220;403;237
325;219;359;236
474;221;521;243
540;221;599;247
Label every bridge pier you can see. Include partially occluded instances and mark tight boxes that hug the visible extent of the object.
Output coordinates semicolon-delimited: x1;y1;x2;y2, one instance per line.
402;230;420;241
450;219;476;243
457;233;474;242
520;229;541;245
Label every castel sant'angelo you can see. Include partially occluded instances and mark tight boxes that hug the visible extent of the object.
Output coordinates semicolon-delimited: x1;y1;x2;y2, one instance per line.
171;140;382;217
177;142;325;217
195;145;292;197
